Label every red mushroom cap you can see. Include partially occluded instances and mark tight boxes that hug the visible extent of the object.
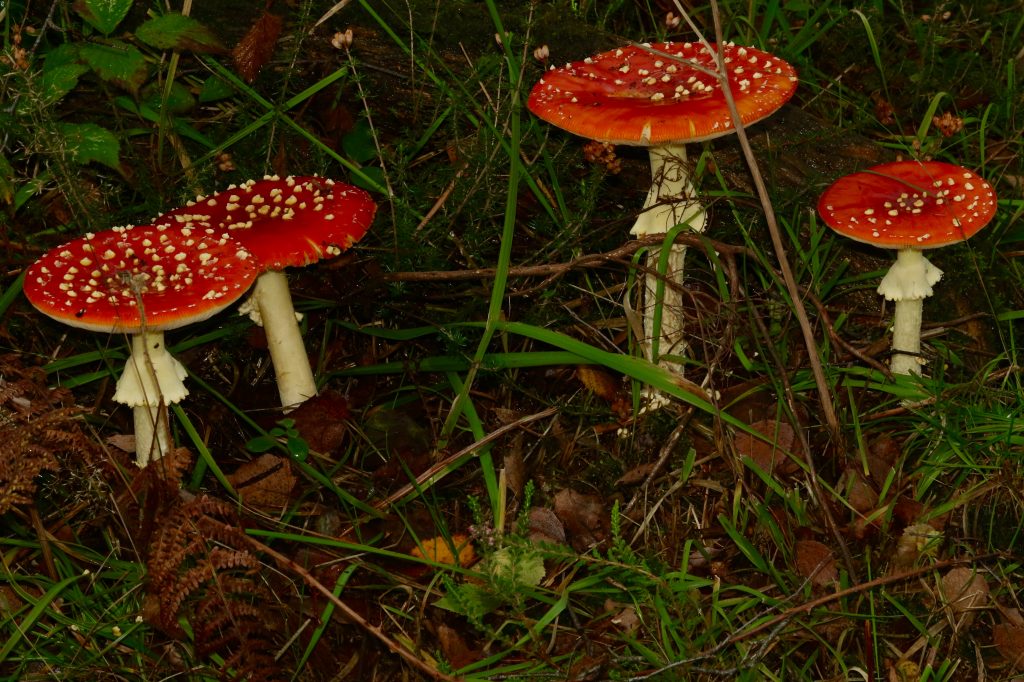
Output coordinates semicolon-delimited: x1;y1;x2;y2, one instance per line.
24;223;258;333
162;175;376;271
527;42;797;146
817;161;998;249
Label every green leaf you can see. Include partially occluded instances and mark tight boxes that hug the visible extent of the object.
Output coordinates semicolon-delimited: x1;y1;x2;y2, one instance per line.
350;166;384;193
286;437;309;461
198;75;235;102
433;583;503;619
39;63;90;106
341;121;378;164
43;44;82;70
74;0;135;35
55;123;123;173
135;14;226;53
78;41;149;94
142;81;196;114
245;435;278;453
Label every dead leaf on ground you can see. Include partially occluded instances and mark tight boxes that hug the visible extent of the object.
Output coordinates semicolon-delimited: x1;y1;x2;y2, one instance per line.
864;436;902;485
842;468;879;514
226;454;296;508
605;600;640;634
939;567;989;619
436;623;477;669
553;489;608;552
106;433;136;453
616;462;657;486
232;11;283;83
528;507;567;546
410;534;476;568
289;390;350;453
794;539;838;587
736;420;800;475
577;366;620;402
995;622;1024;670
503;437;526;501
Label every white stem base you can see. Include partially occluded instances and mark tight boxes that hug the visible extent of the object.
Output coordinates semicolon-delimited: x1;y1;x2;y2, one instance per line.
113;332;187;467
629;143;706;371
244;270;318;410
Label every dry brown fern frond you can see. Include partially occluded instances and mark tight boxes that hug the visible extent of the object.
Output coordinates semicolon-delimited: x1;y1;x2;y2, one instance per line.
0;354;100;515
145;492;287;681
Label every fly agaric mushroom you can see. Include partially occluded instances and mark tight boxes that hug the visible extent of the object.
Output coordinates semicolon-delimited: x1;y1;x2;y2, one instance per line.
528;41;796;370
23;223;258;466
818;160;997;375
161;175;376;409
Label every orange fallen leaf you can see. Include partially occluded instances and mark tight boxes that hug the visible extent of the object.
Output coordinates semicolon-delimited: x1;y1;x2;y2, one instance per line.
411;534;476;568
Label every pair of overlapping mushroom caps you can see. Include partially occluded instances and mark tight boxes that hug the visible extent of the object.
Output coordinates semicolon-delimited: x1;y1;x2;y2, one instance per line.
529;41;998;382
24;175;376;466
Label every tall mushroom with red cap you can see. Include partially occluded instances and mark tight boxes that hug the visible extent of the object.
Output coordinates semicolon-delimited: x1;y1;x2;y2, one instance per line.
161;175;376;409
818;160;997;375
23;223;258;466
528;42;797;372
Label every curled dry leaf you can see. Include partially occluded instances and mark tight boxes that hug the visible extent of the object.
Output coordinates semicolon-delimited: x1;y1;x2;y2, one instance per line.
736;420;800;475
995;622;1024;670
939;567;989;616
794;539;838;587
410;534;476;568
226;454;296;508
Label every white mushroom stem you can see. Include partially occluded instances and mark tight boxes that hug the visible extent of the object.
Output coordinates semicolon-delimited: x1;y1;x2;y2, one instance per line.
877;248;943;375
629;143;707;368
239;270;317;410
112;331;188;467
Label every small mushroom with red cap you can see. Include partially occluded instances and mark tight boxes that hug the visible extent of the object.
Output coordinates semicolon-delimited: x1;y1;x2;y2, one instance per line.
528;41;797;372
161;175;376;409
818;160;997;375
23;223;258;465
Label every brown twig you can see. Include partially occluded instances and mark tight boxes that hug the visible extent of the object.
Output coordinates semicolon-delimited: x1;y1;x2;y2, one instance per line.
380;233;755;285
